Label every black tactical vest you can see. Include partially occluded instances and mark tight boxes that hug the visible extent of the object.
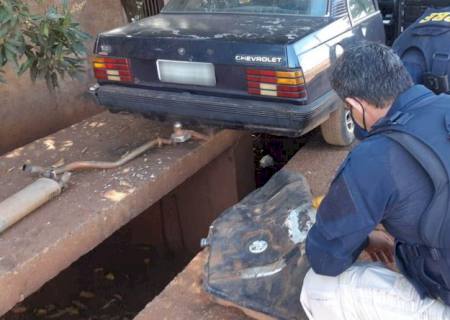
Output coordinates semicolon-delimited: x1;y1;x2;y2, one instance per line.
393;7;450;94
370;91;450;303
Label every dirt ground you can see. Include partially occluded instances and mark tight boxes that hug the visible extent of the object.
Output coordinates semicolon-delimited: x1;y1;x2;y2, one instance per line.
1;133;309;320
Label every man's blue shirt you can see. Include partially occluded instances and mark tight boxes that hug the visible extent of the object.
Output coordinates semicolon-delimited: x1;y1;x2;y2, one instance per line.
306;85;436;276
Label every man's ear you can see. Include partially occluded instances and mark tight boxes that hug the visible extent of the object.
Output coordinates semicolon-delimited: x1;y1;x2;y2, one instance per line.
345;97;364;113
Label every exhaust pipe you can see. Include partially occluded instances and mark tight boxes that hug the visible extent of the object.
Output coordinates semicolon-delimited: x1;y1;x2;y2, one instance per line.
22;122;209;177
0;122;209;234
0;173;71;233
22;138;173;178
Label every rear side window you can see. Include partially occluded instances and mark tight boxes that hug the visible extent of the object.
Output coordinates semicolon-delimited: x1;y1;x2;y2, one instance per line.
348;0;376;20
163;0;329;16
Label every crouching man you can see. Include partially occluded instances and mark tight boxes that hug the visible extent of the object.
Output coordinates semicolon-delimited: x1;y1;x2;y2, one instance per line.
300;42;450;319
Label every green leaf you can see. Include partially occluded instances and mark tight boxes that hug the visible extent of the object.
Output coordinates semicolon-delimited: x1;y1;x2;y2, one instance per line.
17;57;33;75
42;22;49;37
5;39;24;59
1;14;12;26
4;45;18;66
6;37;23;47
2;0;12;13
0;9;8;21
0;47;5;65
71;41;85;55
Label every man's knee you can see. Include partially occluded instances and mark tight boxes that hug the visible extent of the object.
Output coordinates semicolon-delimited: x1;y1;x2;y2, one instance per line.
301;268;341;309
302;262;394;295
301;264;386;319
302;268;340;300
300;268;344;319
300;264;380;315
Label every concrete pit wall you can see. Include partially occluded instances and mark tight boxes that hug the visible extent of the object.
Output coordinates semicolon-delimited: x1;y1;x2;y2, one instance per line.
0;0;127;154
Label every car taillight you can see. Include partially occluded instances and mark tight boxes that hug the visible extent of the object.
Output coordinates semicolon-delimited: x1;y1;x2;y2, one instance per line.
93;57;133;82
246;69;306;99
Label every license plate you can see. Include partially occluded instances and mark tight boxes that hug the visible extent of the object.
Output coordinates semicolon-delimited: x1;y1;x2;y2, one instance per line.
157;60;216;87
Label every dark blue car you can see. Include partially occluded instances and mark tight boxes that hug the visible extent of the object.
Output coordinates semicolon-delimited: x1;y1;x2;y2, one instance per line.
90;0;385;145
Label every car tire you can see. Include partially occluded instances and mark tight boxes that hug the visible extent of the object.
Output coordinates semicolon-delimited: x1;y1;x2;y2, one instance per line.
320;103;355;146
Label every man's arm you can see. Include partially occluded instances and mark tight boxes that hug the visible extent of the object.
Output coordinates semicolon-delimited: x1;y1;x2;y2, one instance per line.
306;147;395;276
306;223;370;276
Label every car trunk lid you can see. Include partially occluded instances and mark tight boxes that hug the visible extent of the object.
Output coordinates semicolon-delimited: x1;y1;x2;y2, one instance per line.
94;13;330;99
96;13;330;64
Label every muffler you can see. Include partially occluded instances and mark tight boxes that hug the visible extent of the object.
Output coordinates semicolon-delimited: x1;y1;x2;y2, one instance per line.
0;173;70;233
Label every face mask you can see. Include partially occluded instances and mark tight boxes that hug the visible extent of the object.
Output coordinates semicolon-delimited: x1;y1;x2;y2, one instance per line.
348;100;369;140
353;121;369;140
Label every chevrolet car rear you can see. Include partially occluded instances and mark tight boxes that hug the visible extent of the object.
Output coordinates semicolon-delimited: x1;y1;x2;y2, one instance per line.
90;0;386;145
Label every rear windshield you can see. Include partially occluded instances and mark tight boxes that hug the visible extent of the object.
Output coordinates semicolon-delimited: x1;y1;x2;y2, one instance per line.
162;0;328;16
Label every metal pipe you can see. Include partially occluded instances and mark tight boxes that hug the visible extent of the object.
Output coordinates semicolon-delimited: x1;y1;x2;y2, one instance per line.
2;122;209;234
54;137;172;173
0;173;71;233
22;123;209;177
23;138;173;177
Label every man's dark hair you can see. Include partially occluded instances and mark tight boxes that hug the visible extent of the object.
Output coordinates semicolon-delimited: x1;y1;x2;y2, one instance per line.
330;42;413;108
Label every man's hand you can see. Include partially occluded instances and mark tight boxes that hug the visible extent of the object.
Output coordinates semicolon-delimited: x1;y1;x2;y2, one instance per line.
365;230;395;265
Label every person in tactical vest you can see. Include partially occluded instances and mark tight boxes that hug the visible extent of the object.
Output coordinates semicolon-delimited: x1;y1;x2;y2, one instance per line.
300;42;450;319
393;7;450;94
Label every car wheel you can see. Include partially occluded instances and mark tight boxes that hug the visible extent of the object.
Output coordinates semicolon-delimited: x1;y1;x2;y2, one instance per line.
320;103;355;146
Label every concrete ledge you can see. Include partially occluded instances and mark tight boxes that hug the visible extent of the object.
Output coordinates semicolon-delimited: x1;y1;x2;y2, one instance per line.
0;112;248;316
134;250;249;320
135;134;351;320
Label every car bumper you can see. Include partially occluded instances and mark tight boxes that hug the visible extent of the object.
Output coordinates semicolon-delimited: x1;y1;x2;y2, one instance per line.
91;84;340;137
